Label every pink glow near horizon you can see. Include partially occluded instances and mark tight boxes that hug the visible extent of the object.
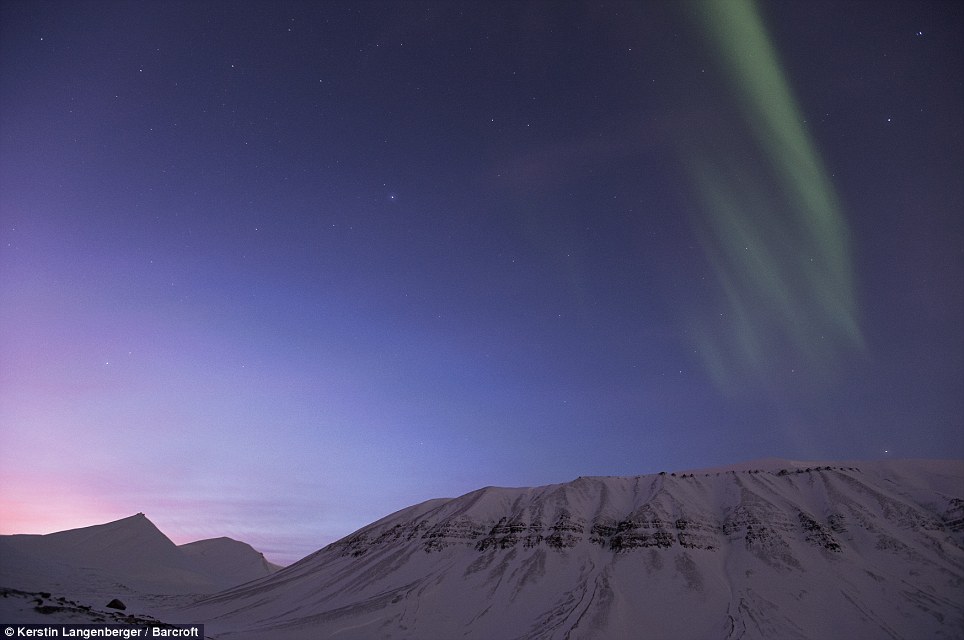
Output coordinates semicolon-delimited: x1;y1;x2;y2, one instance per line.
0;472;132;536
0;471;321;565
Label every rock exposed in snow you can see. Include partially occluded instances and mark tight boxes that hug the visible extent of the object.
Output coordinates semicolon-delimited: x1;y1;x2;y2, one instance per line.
186;459;964;639
2;459;961;639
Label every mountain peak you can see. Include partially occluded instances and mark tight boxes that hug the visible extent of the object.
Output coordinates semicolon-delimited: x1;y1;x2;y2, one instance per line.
1;515;281;596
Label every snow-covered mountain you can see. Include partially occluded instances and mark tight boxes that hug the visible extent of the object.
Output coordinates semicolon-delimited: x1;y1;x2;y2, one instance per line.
187;459;964;639
0;513;280;597
179;537;283;587
2;460;961;638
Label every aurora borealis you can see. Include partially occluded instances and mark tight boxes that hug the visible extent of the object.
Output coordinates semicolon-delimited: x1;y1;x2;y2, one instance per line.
681;0;863;393
1;0;961;564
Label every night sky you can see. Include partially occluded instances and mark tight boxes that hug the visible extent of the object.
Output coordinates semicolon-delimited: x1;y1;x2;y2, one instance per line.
1;0;961;565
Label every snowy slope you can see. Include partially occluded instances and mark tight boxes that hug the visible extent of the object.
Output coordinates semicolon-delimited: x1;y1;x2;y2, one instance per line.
179;537;283;585
185;459;964;640
0;513;279;597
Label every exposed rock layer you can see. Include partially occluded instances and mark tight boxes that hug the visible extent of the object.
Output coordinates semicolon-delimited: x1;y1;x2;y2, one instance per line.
190;459;964;640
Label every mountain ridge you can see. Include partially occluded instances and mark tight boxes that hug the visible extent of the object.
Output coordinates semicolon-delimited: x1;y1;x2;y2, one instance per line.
187;458;964;639
2;459;961;638
0;512;280;597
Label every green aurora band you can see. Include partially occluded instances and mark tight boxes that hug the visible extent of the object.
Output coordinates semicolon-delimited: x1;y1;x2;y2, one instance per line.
681;0;864;393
